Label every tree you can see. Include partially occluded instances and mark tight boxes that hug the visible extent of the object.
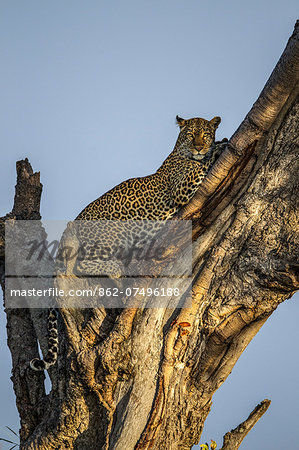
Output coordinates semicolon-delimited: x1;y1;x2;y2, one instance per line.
0;21;298;450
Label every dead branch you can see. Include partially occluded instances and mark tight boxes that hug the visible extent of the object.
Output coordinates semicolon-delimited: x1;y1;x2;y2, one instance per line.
220;399;271;450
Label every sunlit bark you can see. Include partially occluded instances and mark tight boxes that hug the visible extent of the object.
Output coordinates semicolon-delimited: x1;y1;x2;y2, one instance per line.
1;20;298;450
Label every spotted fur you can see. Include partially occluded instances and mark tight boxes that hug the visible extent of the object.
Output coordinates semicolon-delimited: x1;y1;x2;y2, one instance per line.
30;308;58;371
77;116;222;221
30;115;223;371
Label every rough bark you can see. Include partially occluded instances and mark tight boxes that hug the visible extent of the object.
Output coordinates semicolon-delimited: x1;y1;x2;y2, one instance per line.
1;21;298;450
219;400;271;450
0;160;56;444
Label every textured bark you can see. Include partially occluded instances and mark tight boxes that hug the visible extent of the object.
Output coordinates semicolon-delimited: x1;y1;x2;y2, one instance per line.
0;160;48;442
1;21;299;450
219;400;271;450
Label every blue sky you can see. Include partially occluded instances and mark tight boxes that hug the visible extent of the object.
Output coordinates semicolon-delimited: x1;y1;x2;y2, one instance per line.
0;1;298;448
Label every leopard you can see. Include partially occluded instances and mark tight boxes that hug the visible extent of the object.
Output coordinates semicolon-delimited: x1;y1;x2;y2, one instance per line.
30;114;225;371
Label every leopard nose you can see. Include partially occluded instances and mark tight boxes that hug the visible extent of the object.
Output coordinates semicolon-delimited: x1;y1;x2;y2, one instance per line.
194;135;203;146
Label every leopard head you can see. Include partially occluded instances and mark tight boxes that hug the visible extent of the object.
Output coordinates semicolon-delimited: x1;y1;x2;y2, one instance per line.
176;115;221;156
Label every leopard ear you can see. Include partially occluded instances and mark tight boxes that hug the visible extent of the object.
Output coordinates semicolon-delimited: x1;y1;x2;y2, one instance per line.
176;115;186;128
210;116;221;129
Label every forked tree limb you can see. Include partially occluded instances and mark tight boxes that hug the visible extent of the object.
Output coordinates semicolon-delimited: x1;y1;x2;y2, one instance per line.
134;22;298;449
0;21;298;450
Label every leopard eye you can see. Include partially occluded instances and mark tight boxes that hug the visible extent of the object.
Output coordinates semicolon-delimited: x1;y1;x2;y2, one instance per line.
203;132;212;140
186;132;194;141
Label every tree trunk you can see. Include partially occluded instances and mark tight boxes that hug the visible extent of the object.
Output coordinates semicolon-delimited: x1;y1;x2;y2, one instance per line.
1;21;298;450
